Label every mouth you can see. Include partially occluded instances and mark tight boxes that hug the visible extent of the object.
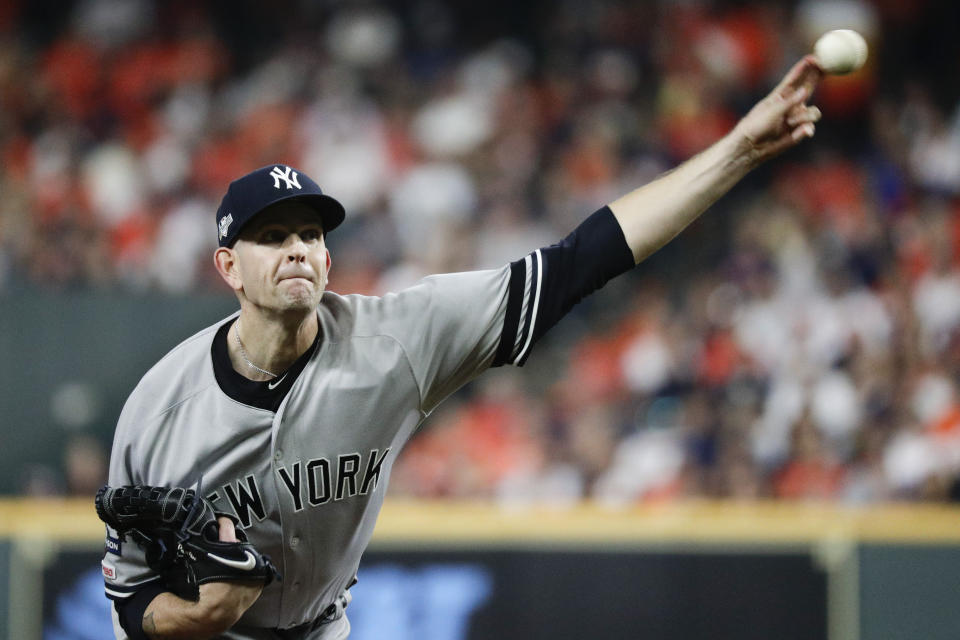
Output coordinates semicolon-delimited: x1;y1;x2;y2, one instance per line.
278;274;314;284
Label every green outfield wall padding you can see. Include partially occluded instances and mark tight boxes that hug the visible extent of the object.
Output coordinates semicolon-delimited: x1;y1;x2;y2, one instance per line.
859;544;960;640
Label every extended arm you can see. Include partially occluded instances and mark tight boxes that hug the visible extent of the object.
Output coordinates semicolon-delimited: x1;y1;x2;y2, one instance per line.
610;56;823;263
489;57;824;368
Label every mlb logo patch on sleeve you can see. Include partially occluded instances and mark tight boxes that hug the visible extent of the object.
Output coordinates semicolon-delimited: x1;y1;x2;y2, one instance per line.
105;535;122;556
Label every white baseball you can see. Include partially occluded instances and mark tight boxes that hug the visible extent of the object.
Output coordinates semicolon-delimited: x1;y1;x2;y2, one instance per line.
813;29;868;75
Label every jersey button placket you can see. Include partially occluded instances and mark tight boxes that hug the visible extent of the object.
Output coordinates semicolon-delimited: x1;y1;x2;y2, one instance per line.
290;535;300;548
274;449;283;463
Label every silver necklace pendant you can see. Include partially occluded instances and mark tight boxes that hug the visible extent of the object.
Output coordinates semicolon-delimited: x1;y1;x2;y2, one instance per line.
234;320;278;378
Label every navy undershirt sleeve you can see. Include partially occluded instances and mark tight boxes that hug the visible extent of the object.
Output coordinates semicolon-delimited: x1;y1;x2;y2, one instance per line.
115;583;167;640
493;206;635;367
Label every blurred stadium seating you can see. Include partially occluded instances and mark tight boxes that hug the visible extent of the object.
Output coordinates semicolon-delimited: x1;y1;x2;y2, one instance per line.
5;2;960;638
4;0;960;506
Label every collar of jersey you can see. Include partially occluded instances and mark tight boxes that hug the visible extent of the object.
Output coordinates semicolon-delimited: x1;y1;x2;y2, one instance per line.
210;317;321;412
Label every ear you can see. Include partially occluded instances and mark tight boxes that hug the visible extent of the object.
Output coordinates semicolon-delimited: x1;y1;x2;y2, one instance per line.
214;247;243;292
322;248;332;286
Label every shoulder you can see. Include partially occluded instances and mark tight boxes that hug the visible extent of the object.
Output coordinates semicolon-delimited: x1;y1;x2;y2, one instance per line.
110;317;229;483
121;316;228;423
321;265;510;324
321;268;509;338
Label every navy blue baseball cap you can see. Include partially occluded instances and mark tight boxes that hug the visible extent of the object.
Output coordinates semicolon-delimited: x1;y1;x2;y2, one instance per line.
215;164;346;247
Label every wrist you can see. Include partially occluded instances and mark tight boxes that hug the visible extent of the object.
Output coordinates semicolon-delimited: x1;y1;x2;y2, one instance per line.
724;125;763;173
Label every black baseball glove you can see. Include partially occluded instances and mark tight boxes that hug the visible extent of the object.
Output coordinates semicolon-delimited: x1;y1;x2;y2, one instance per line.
95;484;281;601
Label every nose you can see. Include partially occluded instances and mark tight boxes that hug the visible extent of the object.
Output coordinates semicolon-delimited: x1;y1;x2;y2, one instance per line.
284;235;308;262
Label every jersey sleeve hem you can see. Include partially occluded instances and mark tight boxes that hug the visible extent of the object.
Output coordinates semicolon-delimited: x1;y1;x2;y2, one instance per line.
104;576;163;601
496;206;634;366
492;259;527;367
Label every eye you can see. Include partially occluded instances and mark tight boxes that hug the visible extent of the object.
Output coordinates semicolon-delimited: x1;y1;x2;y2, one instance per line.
300;228;322;242
260;229;287;244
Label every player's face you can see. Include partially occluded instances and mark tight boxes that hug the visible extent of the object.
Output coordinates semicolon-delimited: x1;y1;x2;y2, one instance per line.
231;202;331;314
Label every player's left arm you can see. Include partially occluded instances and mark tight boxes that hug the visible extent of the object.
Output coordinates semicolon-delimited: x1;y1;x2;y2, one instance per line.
610;56;822;263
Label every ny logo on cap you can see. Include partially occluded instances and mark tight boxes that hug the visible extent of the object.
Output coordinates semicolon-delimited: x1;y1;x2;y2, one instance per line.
270;166;302;190
218;213;234;240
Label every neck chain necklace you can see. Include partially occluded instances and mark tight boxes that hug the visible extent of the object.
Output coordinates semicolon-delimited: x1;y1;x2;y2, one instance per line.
234;320;278;378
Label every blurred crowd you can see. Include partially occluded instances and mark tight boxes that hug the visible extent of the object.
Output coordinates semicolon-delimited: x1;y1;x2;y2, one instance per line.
5;0;960;503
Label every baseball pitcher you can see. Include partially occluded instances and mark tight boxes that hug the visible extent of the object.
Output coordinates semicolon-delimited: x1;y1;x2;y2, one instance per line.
99;57;823;639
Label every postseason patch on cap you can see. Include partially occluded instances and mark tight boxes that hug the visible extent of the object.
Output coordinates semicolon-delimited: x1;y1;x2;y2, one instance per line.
218;212;234;241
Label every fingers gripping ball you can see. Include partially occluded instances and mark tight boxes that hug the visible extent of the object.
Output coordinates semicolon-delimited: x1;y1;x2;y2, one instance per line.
96;485;281;601
813;29;868;75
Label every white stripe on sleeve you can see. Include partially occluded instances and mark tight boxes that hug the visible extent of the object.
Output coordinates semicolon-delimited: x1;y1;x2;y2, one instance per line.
513;249;543;364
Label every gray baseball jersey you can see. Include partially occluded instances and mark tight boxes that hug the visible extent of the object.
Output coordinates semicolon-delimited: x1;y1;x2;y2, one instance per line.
103;265;523;638
101;206;635;639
